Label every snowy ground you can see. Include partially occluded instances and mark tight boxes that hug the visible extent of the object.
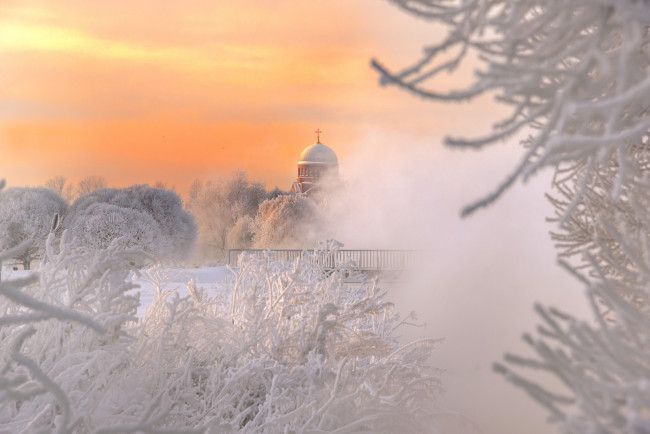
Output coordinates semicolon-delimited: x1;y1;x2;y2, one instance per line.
2;266;236;318
127;266;235;317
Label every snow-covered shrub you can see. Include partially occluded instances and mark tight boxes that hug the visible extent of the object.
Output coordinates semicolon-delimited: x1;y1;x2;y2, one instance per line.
375;1;650;432
0;186;67;269
66;184;197;264
0;231;460;433
134;244;448;432
0;231;143;432
71;202;158;252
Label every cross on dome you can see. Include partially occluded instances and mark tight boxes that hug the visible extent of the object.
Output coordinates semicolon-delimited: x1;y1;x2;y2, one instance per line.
315;128;322;142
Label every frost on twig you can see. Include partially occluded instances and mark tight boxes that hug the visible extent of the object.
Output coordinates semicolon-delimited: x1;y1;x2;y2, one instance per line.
0;232;460;433
136;250;447;432
0;232;145;432
496;135;650;432
376;1;650;431
374;0;650;216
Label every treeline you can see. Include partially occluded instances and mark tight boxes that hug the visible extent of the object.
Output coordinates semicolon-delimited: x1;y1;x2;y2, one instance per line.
187;171;325;264
0;171;326;269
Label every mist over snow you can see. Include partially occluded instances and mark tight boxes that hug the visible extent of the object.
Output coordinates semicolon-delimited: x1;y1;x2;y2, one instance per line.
328;132;589;434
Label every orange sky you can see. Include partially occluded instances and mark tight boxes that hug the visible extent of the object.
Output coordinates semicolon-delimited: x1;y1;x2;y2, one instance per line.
0;0;497;194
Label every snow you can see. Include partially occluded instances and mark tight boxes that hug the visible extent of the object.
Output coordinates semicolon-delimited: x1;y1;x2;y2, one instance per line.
3;266;236;318
128;266;235;316
298;142;339;164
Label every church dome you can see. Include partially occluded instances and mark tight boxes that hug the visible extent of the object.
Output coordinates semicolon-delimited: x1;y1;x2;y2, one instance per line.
298;142;338;165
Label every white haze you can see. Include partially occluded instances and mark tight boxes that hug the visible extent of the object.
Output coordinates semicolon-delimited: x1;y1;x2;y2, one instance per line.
327;132;589;434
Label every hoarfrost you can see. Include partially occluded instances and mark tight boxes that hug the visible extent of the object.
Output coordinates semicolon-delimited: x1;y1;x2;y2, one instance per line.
0;233;464;433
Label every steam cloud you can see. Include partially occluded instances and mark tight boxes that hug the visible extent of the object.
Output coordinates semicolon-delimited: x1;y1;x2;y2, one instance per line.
322;131;588;434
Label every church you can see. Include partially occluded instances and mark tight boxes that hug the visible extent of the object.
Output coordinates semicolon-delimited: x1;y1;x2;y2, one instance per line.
291;129;339;196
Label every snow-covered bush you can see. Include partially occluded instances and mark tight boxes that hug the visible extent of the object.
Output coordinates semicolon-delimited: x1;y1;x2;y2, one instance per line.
66;184;197;264
0;230;144;432
0;186;67;269
71;202;159;252
0;229;459;432
135;245;446;432
375;1;650;432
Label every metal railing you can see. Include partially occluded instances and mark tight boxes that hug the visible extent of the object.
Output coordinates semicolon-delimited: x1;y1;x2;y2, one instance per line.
227;249;420;271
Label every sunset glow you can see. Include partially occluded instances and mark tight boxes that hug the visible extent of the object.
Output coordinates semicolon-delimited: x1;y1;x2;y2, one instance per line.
0;0;497;193
1;3;595;433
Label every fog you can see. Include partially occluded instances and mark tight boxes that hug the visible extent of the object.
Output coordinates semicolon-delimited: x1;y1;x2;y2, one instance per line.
327;132;590;434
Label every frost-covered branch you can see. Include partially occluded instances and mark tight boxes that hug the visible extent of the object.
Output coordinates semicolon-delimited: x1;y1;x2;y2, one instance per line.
374;0;650;214
0;231;455;432
377;1;650;432
495;78;650;434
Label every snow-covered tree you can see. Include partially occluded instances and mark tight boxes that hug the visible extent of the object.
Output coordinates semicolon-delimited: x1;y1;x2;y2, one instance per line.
66;185;197;264
253;194;325;249
226;214;255;250
375;1;650;432
187;171;267;263
70;202;158;252
0;186;67;270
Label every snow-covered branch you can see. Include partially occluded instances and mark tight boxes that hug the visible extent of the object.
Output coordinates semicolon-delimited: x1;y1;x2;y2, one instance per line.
374;0;650;214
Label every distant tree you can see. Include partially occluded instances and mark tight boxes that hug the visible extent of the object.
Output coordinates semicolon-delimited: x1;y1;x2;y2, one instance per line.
75;175;107;198
266;186;288;200
226;214;255;250
0;187;67;269
153;180;176;191
375;1;650;432
66;185;197;263
187;171;267;263
253;194;324;249
44;176;74;203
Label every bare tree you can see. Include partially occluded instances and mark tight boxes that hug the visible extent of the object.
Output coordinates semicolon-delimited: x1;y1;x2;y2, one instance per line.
44;176;74;203
75;175;107;198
